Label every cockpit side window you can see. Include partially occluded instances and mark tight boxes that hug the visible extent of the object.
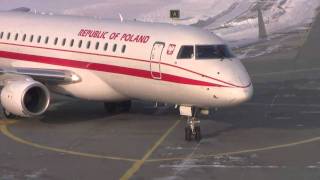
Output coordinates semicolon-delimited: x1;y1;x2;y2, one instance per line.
177;45;194;59
196;45;234;59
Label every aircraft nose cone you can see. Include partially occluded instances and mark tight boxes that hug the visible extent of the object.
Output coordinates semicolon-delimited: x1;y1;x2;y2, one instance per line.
232;59;253;104
235;84;254;104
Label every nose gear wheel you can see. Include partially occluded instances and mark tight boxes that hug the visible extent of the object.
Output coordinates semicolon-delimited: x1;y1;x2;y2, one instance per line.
185;116;201;141
180;106;202;142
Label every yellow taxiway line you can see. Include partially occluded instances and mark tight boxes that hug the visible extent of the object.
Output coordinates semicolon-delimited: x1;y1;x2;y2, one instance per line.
0;120;18;126
147;136;320;162
0;123;138;162
3;119;320;179
120;119;181;180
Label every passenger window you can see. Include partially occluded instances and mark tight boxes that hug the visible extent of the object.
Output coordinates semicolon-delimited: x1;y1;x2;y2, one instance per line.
45;36;49;44
95;42;99;50
14;33;19;41
37;36;41;43
113;44;117;52
78;40;82;48
177;45;194;59
86;41;91;49
62;38;66;46
0;32;3;39
54;37;58;45
70;39;74;47
104;43;108;51
22;34;26;41
121;45;126;53
7;32;11;40
29;35;34;42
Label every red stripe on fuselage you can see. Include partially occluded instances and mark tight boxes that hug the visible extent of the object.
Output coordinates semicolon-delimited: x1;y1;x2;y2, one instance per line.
0;50;227;87
0;42;251;88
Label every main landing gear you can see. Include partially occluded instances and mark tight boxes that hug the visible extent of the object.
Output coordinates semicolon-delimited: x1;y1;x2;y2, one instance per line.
180;106;202;142
104;100;131;114
2;108;17;119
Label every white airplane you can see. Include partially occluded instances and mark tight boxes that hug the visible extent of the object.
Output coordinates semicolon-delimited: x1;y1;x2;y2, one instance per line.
0;8;253;141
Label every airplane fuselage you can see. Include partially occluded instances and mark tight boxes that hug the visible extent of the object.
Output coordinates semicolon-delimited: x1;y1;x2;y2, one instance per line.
0;12;253;108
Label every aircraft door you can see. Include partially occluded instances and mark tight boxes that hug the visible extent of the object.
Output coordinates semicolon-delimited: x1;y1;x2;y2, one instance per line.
150;42;165;79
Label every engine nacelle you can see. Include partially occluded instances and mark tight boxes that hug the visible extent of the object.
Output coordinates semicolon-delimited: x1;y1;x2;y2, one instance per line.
1;80;50;117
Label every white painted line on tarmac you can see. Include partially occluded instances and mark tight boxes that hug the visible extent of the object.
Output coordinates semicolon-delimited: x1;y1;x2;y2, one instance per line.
273;117;292;120
245;102;320;108
300;111;320;114
252;67;320;77
160;164;287;169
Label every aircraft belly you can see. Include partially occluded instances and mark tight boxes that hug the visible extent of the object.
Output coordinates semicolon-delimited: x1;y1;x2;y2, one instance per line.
104;71;224;106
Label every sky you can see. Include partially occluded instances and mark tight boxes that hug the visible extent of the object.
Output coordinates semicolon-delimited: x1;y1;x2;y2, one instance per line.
1;0;319;46
0;0;175;19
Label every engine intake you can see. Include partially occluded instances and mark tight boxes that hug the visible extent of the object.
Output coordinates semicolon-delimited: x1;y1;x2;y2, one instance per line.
1;80;50;117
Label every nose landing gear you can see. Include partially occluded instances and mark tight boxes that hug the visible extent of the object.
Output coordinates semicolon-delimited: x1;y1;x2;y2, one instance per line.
180;106;202;142
185;117;201;141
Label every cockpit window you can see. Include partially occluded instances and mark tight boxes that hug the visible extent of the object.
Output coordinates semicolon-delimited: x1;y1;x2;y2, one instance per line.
196;45;234;59
177;45;194;59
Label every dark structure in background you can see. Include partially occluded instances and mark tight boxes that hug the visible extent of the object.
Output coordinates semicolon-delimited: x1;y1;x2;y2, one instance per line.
258;6;268;39
294;11;320;77
243;11;320;84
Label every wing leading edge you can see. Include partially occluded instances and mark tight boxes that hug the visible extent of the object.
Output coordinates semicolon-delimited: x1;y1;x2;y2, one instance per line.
0;67;81;85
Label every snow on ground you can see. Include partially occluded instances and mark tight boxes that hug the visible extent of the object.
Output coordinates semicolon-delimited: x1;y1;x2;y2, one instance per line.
1;0;320;47
138;0;252;25
214;0;320;45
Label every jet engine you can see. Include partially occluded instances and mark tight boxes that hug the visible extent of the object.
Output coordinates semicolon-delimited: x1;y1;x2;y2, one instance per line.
0;80;50;117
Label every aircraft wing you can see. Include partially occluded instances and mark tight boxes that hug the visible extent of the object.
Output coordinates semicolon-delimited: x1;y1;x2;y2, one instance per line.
0;67;81;86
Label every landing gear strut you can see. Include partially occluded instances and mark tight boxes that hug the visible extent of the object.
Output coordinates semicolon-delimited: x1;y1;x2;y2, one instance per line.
185;116;201;141
3;108;16;119
180;106;201;142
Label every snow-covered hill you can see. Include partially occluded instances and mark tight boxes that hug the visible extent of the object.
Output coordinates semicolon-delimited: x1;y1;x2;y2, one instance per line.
137;0;320;45
1;0;320;46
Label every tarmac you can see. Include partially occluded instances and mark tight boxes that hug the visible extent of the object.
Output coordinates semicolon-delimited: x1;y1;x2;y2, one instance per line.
1;11;320;180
